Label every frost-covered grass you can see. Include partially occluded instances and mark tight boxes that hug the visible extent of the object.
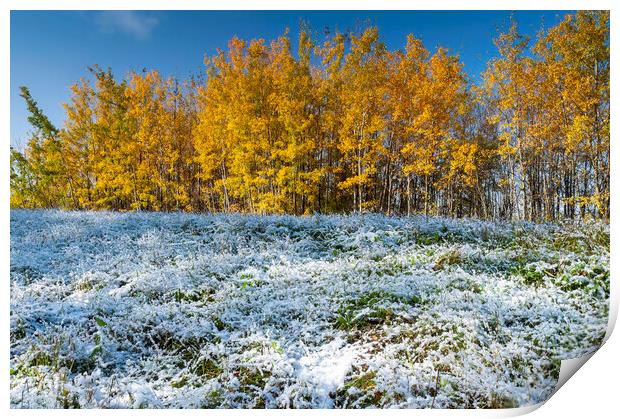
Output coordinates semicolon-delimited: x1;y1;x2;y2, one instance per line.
10;210;609;408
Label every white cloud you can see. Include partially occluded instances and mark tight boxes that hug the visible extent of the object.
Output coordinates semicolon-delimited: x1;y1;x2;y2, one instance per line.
95;11;159;40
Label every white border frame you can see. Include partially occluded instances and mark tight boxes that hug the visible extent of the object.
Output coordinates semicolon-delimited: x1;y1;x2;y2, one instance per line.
2;1;617;418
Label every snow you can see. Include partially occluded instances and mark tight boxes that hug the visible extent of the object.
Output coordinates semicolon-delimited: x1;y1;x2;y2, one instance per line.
10;210;609;408
297;337;359;408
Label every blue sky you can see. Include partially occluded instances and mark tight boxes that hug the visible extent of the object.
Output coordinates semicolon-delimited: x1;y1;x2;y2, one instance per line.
10;10;571;148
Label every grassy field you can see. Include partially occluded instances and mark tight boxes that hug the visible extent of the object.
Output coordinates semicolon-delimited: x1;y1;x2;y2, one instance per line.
10;210;609;408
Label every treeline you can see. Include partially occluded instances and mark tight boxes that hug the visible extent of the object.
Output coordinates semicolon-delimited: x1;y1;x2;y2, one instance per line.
10;11;609;221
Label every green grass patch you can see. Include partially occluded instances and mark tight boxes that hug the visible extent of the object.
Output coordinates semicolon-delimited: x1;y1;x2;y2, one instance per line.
337;370;383;408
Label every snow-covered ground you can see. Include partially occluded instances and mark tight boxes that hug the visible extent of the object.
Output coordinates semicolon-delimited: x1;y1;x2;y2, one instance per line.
10;210;609;408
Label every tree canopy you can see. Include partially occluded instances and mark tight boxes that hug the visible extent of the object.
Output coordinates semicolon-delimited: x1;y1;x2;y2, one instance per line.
11;11;610;221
